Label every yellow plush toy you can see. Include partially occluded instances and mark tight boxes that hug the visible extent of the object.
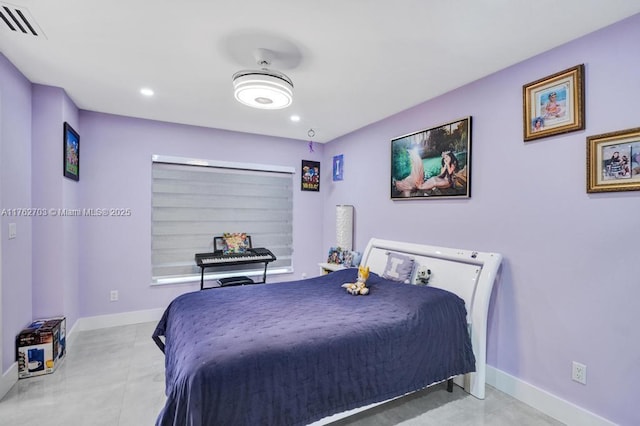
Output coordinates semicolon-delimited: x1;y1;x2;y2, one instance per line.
341;265;370;295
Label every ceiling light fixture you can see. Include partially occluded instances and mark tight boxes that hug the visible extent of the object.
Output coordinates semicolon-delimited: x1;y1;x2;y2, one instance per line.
232;49;294;110
140;87;154;97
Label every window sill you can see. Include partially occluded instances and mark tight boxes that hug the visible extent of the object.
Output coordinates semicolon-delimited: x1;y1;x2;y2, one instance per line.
151;267;294;286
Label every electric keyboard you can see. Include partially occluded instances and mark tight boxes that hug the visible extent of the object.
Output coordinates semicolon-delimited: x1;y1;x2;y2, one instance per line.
194;248;276;290
195;248;276;266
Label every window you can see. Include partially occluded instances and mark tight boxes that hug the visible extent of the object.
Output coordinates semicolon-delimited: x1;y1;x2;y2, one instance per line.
151;155;294;285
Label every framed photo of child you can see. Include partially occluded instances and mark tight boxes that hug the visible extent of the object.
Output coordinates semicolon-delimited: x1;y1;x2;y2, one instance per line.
587;127;640;193
523;64;585;141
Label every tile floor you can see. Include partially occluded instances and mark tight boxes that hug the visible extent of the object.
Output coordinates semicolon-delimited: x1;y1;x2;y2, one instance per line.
0;322;563;426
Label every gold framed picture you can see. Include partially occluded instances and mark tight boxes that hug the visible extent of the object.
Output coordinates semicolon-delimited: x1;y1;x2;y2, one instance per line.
523;64;585;141
587;127;640;193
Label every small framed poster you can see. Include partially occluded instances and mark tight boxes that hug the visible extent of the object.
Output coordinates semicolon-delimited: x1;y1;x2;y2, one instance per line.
301;160;320;191
333;154;344;181
63;122;80;181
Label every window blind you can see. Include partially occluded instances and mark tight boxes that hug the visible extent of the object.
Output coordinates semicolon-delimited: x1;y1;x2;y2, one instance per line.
151;156;294;284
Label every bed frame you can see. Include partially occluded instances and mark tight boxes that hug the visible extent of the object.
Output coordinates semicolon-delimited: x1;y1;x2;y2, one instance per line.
360;238;502;400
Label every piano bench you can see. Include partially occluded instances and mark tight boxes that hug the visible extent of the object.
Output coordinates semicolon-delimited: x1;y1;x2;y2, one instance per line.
216;276;254;287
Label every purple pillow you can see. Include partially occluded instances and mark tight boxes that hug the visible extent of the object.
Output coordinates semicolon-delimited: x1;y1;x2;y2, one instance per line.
382;252;414;283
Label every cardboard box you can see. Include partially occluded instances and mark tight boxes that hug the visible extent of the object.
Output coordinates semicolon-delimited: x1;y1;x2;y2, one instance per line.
16;317;66;378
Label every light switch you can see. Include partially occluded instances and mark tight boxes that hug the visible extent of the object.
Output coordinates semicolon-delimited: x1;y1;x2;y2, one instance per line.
8;223;16;239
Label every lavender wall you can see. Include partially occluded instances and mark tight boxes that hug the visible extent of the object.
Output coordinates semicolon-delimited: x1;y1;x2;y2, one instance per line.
2;13;639;424
322;14;640;425
77;112;325;316
0;55;33;373
31;84;80;326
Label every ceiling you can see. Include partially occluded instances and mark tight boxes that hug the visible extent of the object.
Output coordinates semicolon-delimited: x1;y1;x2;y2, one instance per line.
1;1;639;143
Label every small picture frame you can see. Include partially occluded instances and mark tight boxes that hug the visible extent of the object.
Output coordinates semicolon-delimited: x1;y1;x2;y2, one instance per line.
301;160;320;191
391;117;471;200
63;122;80;181
333;154;344;181
327;246;343;264
523;64;585;141
586;127;640;193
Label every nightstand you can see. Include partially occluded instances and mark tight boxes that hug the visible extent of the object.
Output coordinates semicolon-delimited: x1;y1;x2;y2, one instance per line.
318;262;346;275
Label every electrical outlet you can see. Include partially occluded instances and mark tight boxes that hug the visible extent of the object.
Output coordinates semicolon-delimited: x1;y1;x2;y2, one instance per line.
572;361;587;384
110;290;119;302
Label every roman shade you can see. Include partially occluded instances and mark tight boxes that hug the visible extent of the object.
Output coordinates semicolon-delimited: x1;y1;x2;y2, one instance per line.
151;155;294;284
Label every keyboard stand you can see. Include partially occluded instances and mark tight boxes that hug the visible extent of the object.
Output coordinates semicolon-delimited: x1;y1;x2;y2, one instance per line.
195;249;275;290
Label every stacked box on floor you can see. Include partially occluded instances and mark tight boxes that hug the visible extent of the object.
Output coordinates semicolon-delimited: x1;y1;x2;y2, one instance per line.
16;317;66;378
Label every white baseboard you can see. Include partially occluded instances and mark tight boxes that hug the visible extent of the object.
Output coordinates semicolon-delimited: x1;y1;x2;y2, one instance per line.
74;308;164;332
486;366;615;426
0;362;17;402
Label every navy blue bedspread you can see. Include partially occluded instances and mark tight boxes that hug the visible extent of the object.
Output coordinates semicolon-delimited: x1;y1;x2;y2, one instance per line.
153;269;475;426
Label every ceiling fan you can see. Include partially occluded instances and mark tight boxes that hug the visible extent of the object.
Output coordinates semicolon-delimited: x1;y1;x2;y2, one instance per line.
232;48;294;110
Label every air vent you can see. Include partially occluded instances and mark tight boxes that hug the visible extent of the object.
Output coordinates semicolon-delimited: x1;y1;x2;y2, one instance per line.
0;2;44;37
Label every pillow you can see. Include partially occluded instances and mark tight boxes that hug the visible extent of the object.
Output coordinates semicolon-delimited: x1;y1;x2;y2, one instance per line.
382;252;414;283
222;232;249;254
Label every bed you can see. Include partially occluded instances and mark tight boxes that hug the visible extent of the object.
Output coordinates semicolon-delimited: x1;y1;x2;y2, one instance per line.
152;238;502;426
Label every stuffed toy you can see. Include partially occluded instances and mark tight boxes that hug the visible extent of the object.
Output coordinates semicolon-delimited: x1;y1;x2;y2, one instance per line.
416;268;432;285
341;265;370;295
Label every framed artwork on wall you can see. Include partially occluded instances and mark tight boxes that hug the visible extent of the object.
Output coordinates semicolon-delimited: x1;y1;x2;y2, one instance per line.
63;122;80;181
523;64;585;141
301;160;320;191
391;117;471;200
586;127;640;193
333;154;344;181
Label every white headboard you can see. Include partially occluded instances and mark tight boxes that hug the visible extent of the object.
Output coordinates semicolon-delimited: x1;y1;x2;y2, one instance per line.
361;238;502;399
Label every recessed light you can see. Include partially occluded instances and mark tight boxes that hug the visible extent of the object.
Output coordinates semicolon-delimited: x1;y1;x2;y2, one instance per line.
290;115;301;122
140;87;154;97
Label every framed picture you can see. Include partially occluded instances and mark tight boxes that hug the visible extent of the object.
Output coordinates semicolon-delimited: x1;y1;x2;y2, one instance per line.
523;64;585;141
301;160;320;191
332;154;344;181
63;122;80;181
586;127;640;193
327;247;343;264
391;117;471;200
